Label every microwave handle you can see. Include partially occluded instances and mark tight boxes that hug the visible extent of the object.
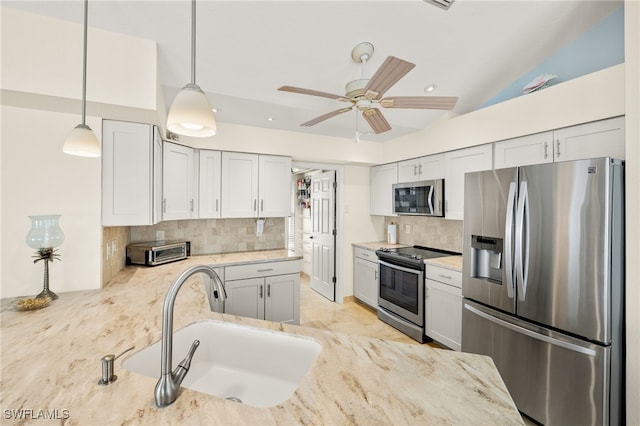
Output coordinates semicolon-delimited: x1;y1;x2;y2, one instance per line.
427;185;434;214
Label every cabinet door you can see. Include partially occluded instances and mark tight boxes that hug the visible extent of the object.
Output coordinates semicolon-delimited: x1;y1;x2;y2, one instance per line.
418;154;445;180
554;116;625;162
354;256;378;308
258;155;292;217
221;152;259;217
425;279;462;351
265;274;300;324
152;127;163;224
102;120;154;226
493;132;553;169
163;141;195;220
224;277;265;320
199;150;222;218
444;145;493;220
397;159;421;182
370;163;397;216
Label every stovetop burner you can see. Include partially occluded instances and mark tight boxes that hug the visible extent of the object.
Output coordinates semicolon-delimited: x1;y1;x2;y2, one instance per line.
376;245;460;267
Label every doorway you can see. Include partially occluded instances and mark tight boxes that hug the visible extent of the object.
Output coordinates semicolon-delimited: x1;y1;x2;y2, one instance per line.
291;162;344;303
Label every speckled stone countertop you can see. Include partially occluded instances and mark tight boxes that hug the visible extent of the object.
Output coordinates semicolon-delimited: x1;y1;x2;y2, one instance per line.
1;249;521;425
352;241;409;251
425;255;463;271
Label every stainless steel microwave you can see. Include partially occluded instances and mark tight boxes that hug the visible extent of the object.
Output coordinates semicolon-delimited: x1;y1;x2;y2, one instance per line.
393;179;444;216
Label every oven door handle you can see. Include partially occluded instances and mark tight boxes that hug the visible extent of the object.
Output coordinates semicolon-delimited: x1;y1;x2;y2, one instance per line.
379;260;424;275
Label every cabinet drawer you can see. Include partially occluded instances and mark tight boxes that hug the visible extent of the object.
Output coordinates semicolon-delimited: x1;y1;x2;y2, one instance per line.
354;247;377;262
425;264;462;288
225;260;301;281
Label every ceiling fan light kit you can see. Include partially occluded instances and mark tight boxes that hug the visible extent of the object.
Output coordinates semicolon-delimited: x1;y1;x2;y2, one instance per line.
278;42;458;136
166;0;217;138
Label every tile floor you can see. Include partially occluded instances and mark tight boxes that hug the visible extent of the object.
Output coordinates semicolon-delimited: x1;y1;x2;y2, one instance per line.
298;274;440;348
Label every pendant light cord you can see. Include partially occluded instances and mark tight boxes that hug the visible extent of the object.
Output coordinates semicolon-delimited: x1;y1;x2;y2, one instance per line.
191;0;196;85
81;0;89;126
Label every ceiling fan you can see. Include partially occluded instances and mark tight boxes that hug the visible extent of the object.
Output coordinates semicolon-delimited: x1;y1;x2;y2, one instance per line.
278;42;458;135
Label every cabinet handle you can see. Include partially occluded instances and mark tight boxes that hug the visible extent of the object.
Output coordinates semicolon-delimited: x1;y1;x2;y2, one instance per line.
556;139;561;157
438;274;452;280
375;270;378;280
544;142;549;159
267;284;271;298
259;285;263;299
261;200;264;212
190;199;194;212
162;198;166;213
418;163;422;175
253;199;257;212
216;199;219;212
257;268;274;273
413;164;418;176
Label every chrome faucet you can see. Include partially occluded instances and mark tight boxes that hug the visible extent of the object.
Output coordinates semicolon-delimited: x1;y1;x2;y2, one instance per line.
154;265;226;407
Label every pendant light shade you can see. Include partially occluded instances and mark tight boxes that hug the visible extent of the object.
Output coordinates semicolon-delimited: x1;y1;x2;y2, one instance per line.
167;0;216;138
167;84;216;137
63;0;100;157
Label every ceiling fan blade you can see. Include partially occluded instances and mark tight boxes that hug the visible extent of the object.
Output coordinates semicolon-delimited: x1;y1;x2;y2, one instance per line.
362;108;392;134
363;56;415;99
301;107;353;127
278;86;348;101
380;96;459;110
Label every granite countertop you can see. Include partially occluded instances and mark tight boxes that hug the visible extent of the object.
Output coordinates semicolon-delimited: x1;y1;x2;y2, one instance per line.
0;249;522;425
425;255;463;271
352;241;409;251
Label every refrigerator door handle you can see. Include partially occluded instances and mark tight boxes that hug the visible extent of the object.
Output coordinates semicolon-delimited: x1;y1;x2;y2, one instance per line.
515;181;530;301
504;181;517;299
464;303;597;357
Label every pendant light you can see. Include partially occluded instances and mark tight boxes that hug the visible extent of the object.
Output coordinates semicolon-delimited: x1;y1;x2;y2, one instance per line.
167;0;216;137
63;0;100;157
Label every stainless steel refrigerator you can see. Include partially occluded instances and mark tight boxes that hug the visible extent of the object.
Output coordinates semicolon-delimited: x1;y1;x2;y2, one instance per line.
461;157;624;425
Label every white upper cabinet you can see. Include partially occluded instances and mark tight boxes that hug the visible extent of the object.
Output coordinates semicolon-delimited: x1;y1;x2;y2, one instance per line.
494;117;625;169
221;152;259;218
198;150;222;219
163;141;196;220
370;163;398;216
553;116;625;162
221;152;291;218
494;131;554;169
258;155;292;217
397;154;445;183
102;120;162;226
444;145;493;220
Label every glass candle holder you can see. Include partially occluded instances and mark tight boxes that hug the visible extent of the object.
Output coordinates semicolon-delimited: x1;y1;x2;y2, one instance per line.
26;215;64;300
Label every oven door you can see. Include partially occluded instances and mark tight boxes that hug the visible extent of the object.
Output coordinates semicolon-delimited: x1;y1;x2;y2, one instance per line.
378;260;424;326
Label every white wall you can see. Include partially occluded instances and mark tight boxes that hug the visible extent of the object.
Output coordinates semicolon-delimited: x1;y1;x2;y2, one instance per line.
0;106;102;297
624;1;639;424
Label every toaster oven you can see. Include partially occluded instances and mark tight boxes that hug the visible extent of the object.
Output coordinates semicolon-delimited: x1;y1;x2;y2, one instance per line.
126;240;190;266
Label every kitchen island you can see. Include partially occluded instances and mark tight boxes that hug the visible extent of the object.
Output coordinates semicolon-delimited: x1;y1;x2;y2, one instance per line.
0;250;523;425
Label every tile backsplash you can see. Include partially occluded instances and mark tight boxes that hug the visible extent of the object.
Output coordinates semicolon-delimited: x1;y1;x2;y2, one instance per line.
384;216;463;253
130;218;286;255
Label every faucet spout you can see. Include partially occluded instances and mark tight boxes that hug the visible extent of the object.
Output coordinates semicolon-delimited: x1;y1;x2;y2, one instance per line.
154;265;226;407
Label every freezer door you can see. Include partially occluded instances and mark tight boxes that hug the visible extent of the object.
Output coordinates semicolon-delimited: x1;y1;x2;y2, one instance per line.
462;300;617;426
463;168;518;314
517;158;621;343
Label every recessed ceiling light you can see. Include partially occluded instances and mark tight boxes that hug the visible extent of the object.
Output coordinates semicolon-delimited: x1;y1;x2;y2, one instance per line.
424;84;437;93
211;107;222;113
266;116;275;122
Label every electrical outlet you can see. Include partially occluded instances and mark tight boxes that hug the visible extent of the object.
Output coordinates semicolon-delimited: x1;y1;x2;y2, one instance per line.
156;231;165;241
405;224;411;233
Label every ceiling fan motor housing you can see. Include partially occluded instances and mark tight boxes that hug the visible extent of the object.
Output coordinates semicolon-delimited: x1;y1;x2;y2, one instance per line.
345;78;369;99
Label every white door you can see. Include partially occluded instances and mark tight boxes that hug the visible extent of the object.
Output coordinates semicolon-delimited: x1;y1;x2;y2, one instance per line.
310;171;336;301
163;141;195;220
221;152;259;217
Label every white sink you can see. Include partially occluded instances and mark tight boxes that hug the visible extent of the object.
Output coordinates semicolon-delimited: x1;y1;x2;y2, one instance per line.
122;320;321;408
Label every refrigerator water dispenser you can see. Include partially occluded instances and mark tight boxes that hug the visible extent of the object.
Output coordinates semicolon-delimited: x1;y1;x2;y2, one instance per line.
470;235;503;282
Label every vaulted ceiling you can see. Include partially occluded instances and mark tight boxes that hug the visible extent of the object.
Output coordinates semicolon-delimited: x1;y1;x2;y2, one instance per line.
5;0;622;141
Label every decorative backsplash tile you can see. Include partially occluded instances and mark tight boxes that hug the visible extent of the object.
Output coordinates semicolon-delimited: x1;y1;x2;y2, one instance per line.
130;218;286;255
384;216;463;253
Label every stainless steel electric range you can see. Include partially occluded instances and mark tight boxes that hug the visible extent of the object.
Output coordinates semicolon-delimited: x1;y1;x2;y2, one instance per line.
376;245;460;342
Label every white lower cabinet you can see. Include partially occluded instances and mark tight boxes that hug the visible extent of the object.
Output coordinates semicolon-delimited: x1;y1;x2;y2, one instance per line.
353;247;378;308
425;263;462;351
224;260;301;324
